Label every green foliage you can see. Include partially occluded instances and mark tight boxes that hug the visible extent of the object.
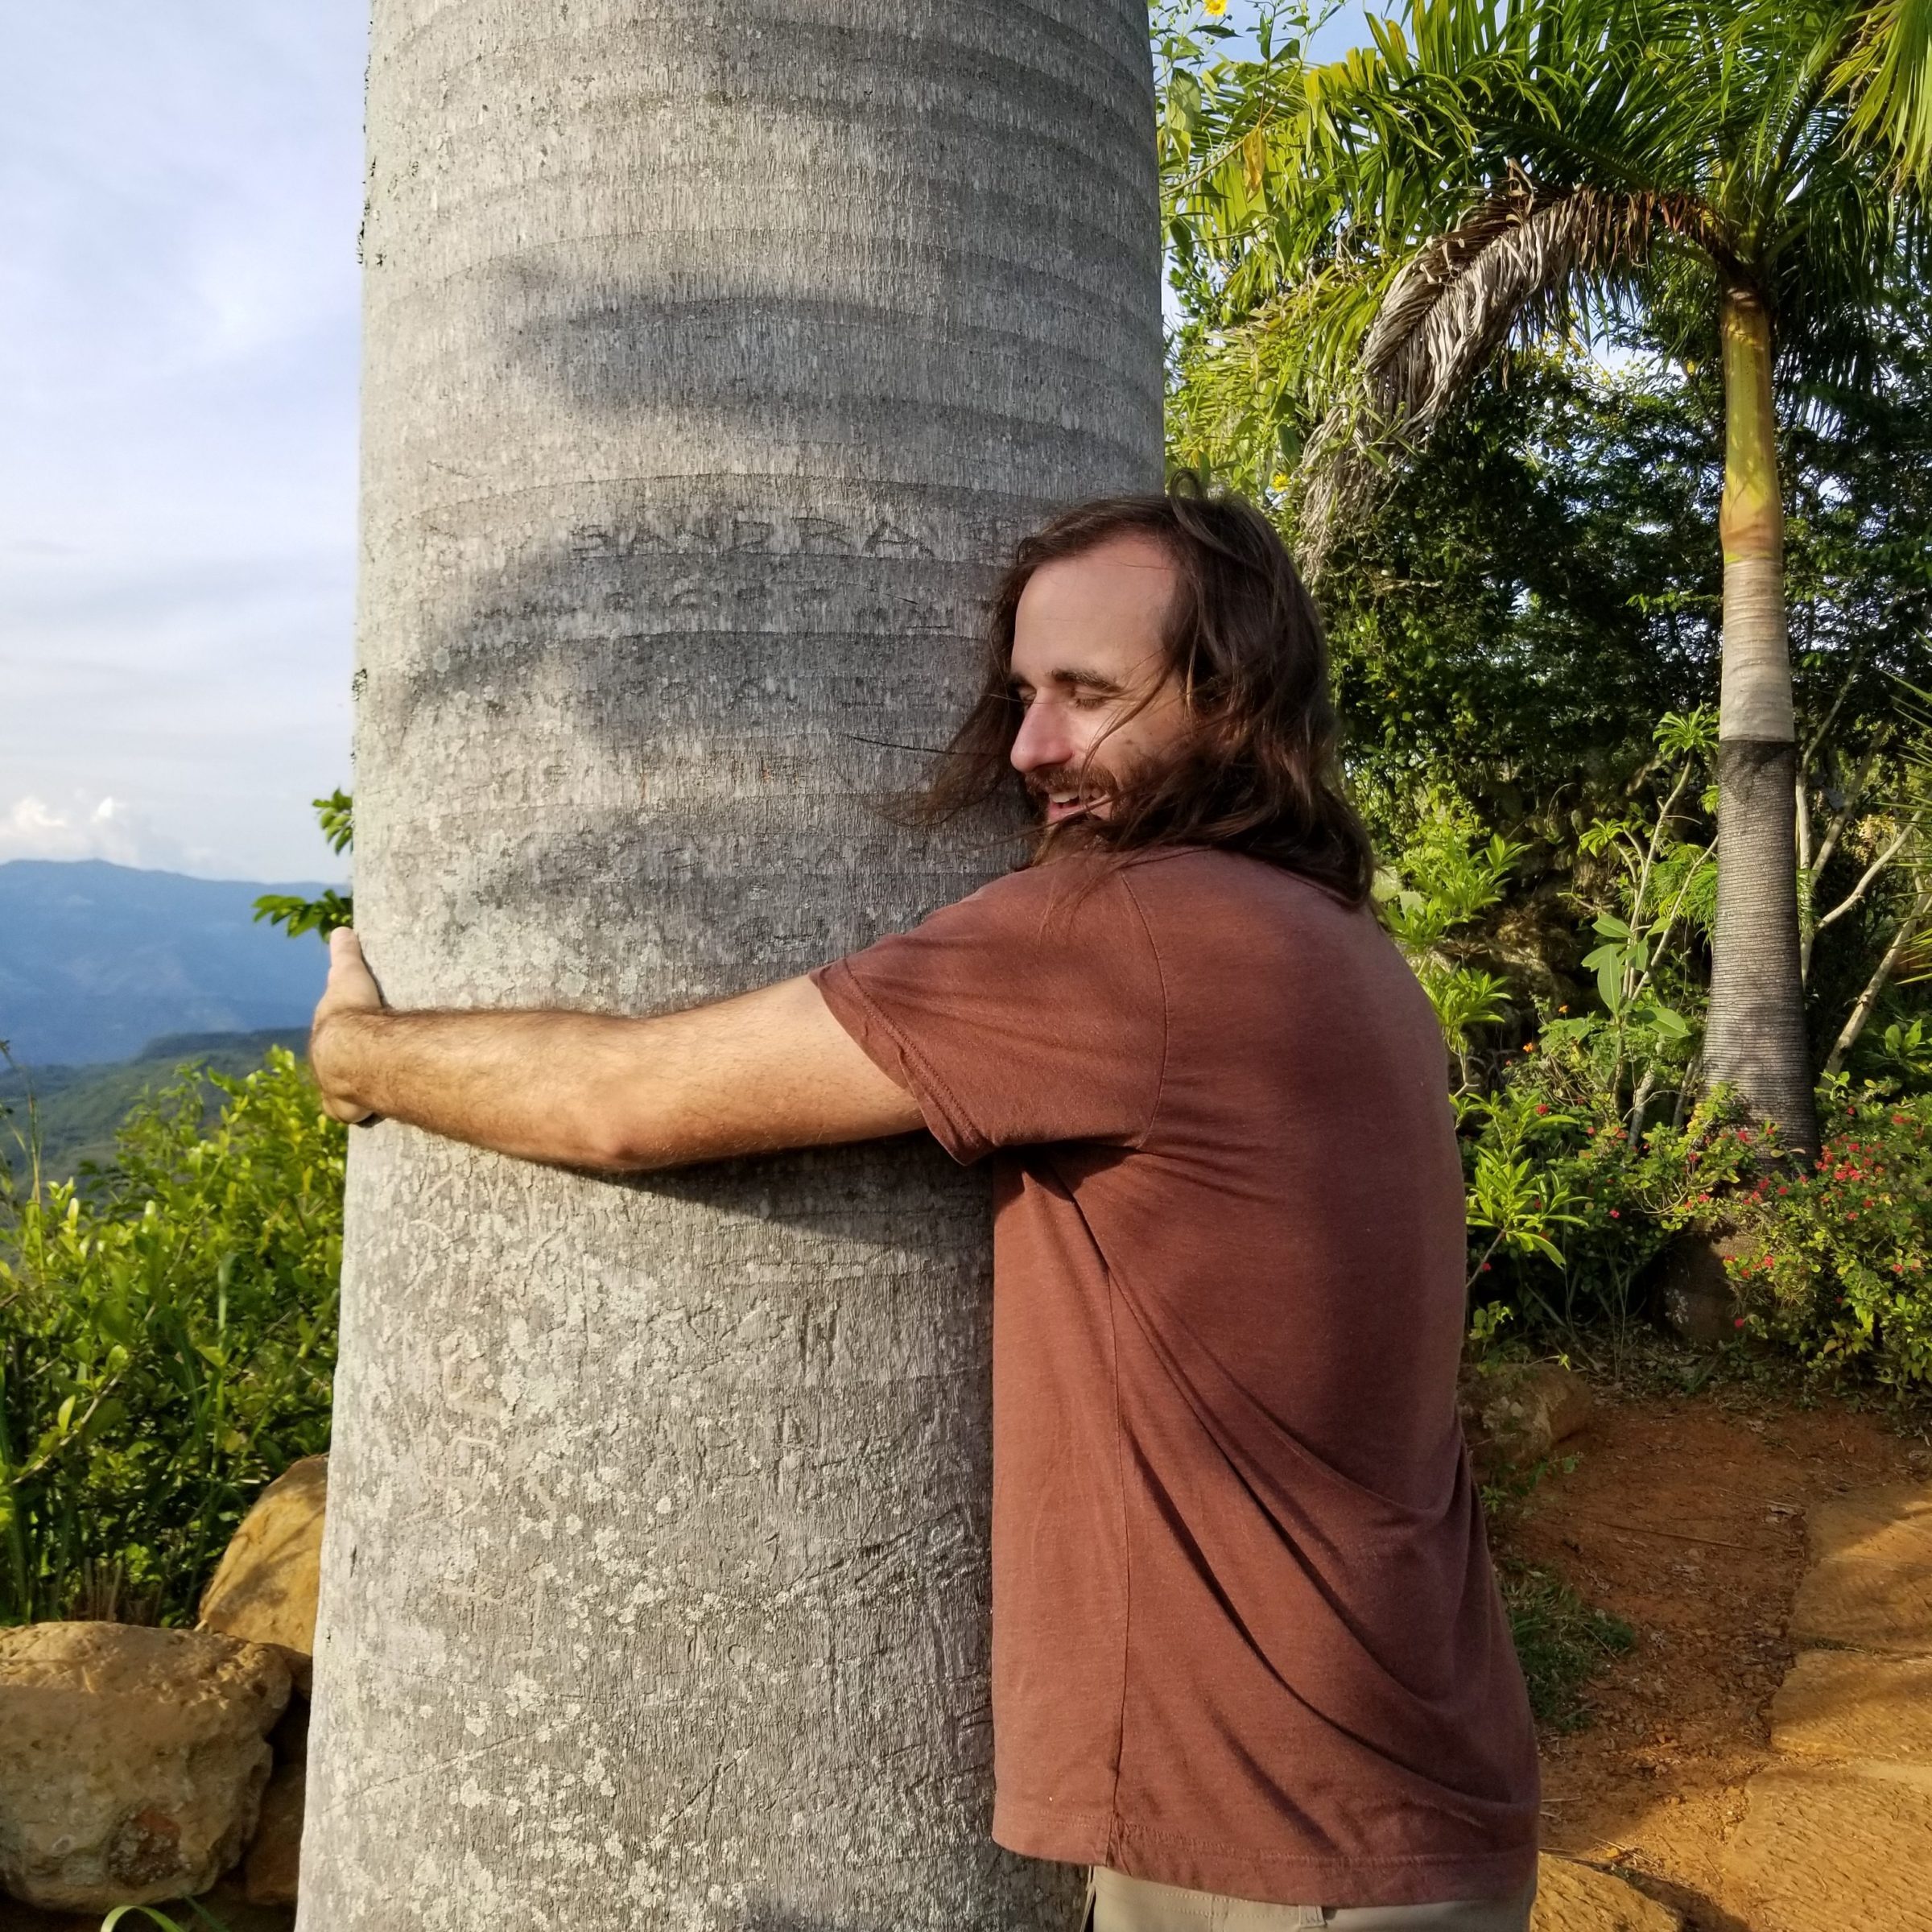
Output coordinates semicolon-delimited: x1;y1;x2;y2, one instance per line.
1321;352;1727;852
1162;0;1927;506
99;1904;232;1932
0;1050;342;1625
253;790;353;941
1377;800;1521;1076
1728;1083;1932;1386
1462;1054;1766;1343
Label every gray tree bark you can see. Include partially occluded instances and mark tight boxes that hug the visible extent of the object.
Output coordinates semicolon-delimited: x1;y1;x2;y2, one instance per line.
299;5;1161;1928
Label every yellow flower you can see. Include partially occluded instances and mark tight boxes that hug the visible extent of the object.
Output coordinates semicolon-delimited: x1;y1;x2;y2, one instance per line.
1204;0;1228;15
1269;471;1290;491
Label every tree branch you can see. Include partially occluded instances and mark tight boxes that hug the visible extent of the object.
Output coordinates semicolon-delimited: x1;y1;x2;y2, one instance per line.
1814;822;1914;938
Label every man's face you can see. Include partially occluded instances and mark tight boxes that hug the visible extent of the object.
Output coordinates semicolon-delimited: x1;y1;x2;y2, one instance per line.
1007;533;1189;827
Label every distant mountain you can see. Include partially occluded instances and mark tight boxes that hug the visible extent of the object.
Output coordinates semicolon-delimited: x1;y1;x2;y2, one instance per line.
0;1027;310;1184
0;859;336;1067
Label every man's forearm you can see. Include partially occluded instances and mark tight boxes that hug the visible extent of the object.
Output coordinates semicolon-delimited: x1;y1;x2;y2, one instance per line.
313;1007;651;1170
308;958;927;1173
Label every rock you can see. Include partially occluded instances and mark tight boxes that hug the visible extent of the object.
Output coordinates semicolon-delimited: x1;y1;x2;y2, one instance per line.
1464;1362;1595;1475
242;1762;304;1907
1646;1232;1745;1344
1723;1762;1932;1931
198;1454;328;1693
1790;1486;1932;1654
1530;1854;1680;1930
1772;1649;1932;1764
0;1622;289;1911
1806;1484;1932;1563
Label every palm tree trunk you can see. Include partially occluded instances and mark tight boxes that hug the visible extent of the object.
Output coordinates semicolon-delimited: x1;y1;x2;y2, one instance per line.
298;6;1161;1928
1706;285;1819;1154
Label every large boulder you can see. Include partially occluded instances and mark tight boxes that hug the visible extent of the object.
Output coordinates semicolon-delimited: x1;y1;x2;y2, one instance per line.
198;1454;327;1693
0;1622;289;1910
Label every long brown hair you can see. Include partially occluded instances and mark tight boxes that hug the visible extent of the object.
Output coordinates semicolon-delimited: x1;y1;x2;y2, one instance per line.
916;474;1375;902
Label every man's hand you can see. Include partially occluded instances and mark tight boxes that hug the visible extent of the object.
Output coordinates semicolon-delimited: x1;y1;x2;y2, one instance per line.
311;928;385;1123
300;931;924;1170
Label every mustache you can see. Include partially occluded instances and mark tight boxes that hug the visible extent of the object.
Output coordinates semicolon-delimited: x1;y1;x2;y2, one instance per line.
1020;766;1116;804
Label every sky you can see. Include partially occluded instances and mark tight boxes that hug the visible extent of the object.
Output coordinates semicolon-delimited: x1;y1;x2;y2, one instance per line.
0;1;1371;885
1;3;365;882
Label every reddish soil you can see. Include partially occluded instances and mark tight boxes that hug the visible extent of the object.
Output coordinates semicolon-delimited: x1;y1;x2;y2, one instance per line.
1504;1381;1932;1930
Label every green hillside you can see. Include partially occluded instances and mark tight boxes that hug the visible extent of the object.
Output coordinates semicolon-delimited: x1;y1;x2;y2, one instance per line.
0;1030;309;1187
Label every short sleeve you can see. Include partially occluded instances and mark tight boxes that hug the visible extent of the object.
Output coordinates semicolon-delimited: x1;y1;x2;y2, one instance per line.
809;860;1168;1164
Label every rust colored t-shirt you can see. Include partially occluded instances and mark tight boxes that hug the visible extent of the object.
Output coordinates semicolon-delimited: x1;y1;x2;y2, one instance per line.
810;847;1539;1909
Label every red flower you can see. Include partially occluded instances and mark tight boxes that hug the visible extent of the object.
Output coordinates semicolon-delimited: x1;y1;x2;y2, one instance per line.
1609;1209;1621;1220
1734;1316;1747;1328
1536;1103;1550;1115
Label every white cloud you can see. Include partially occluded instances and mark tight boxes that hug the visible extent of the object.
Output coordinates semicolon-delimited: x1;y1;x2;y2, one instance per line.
0;791;215;873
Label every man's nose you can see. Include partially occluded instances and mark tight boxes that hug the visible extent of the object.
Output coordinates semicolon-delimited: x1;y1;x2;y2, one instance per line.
1010;700;1071;774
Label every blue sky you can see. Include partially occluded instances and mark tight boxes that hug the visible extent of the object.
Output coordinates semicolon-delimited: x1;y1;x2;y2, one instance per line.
2;3;364;881
2;1;1371;883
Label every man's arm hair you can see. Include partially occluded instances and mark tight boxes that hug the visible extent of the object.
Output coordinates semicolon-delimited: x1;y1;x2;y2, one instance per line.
311;971;926;1172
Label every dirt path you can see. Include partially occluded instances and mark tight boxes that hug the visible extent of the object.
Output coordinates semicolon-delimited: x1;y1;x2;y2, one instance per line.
1506;1383;1932;1929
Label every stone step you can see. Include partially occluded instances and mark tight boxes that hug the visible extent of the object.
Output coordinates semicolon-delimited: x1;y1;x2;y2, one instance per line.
1530;1856;1680;1931
1723;1762;1932;1932
1773;1649;1932;1764
1807;1485;1932;1562
1790;1488;1932;1653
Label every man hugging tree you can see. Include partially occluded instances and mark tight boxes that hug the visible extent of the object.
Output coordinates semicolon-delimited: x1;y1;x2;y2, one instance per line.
312;481;1540;1931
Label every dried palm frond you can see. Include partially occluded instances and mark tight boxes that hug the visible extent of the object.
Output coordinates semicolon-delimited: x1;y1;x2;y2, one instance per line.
1298;171;1718;578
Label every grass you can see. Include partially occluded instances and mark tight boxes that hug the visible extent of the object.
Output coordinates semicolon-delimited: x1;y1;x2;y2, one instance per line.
1499;1554;1637;1732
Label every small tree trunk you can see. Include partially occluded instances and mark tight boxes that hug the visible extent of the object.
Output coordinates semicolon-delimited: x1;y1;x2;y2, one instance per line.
1706;287;1818;1154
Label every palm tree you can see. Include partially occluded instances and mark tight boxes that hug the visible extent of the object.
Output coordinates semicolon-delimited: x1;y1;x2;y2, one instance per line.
1166;0;1930;1152
299;6;1161;1928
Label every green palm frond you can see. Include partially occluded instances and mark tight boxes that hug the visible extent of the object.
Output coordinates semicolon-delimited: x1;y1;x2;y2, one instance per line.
1162;0;1926;563
1834;0;1932;180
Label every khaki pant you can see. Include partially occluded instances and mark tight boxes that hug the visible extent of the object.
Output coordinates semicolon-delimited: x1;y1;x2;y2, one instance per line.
1085;1866;1538;1931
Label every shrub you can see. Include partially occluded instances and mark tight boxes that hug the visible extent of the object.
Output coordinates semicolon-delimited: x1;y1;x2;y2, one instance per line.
1727;1082;1932;1389
0;1048;342;1624
1459;1024;1764;1346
